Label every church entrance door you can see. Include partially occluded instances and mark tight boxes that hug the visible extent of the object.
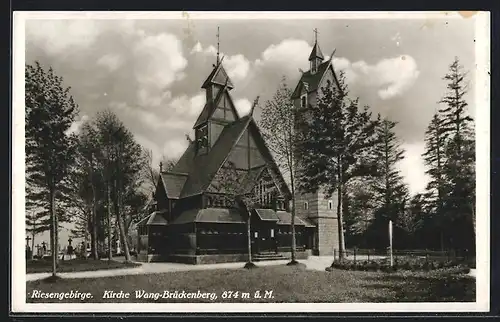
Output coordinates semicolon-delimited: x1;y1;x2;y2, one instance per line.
254;226;277;254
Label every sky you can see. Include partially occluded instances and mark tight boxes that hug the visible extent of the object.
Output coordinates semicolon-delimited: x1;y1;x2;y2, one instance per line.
23;13;478;247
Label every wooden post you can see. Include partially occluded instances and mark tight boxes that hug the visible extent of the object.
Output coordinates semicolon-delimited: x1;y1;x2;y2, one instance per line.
389;220;394;267
354;247;357;264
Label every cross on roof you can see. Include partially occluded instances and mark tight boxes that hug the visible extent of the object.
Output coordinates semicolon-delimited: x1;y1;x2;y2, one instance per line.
216;26;220;66
313;28;319;43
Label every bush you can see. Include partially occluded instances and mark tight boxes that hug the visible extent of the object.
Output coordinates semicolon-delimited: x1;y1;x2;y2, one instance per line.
329;257;467;273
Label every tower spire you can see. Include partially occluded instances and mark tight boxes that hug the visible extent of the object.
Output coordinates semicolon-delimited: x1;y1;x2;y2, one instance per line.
313;28;319;43
216;26;220;66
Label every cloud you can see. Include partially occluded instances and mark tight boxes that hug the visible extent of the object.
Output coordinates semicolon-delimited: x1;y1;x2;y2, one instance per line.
111;101;194;131
97;53;124;71
65;115;89;135
234;98;252;116
336;55;420;100
162;139;189;159
224;54;250;82
133;33;188;106
134;133;188;165
397;143;430;195
169;92;205;116
256;39;311;72
190;42;251;82
26;20;100;56
190;42;203;54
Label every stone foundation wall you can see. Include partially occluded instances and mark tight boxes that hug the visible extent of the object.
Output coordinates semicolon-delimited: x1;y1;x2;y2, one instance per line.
316;217;339;256
139;250;310;264
279;250;309;260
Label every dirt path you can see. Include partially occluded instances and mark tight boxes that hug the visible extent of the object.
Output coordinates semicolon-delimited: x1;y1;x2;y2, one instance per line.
26;256;335;282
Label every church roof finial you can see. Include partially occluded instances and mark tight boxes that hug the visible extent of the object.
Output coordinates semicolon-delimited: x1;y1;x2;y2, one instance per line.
216;26;220;66
313;28;319;44
309;28;324;61
329;48;336;62
249;96;260;117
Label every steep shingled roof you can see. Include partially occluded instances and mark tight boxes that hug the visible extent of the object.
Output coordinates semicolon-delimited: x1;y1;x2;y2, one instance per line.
179;116;252;197
193;80;238;129
137;210;168;226
309;41;324;60
276;211;316;227
171;208;246;225
291;60;331;98
255;209;279;221
160;172;188;199
201;63;234;89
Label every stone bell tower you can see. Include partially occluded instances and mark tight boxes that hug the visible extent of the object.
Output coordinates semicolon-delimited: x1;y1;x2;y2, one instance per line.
291;30;340;256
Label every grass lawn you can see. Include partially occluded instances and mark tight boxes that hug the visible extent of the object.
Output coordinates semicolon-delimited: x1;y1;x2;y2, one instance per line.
26;259;141;274
26;265;475;303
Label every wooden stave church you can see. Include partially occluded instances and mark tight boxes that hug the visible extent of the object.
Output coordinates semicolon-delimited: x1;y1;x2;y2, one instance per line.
135;37;340;263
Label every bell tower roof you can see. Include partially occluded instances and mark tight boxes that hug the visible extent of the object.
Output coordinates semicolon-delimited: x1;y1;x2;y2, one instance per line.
309;28;324;61
309;41;324;61
201;60;235;89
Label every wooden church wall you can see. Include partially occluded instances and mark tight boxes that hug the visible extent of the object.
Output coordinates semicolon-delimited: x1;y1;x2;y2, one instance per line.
226;127;266;170
210;122;225;148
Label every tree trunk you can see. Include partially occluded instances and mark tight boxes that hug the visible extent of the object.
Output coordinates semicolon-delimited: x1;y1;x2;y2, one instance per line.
247;213;252;263
90;158;99;260
290;171;297;262
115;188;131;262
30;232;35;260
291;204;297;261
107;183;113;261
49;188;57;277
337;158;346;259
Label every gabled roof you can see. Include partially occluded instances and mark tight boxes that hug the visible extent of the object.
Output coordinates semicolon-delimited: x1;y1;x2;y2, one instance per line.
160;172;188;199
177;116;252;198
201;63;234;89
137;210;168;227
309;41;324;61
254;209;279;221
291;60;332;98
276;211;316;227
171;208;246;225
193;80;239;129
166;113;292;199
246;120;293;198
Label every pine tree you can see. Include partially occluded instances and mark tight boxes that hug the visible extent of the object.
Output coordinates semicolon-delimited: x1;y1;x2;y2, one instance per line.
343;178;376;248
422;113;447;250
439;57;476;252
368;119;409;249
25;62;78;276
295;72;380;258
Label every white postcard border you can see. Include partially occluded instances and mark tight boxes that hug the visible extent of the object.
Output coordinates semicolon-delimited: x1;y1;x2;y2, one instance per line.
11;10;491;313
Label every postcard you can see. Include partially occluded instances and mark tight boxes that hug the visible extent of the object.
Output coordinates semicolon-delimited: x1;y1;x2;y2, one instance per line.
12;11;490;313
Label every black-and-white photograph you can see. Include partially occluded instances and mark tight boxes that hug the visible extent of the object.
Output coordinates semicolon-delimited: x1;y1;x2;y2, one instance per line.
12;11;490;313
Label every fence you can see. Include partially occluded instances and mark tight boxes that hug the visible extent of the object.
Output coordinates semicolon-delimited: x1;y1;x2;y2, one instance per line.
333;248;475;266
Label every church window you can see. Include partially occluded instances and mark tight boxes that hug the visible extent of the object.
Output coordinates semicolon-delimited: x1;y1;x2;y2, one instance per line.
304;201;308;210
328;200;333;210
301;95;307;108
196;124;209;151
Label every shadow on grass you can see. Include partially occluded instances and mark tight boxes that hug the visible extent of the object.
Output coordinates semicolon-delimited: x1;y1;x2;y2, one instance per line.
26;259;141;274
357;270;476;302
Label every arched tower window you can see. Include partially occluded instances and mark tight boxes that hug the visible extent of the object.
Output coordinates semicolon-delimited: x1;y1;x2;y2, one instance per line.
304;201;309;210
328;200;333;210
301;95;307;108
